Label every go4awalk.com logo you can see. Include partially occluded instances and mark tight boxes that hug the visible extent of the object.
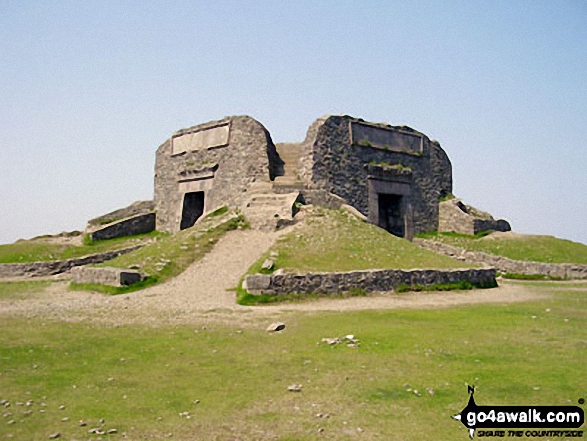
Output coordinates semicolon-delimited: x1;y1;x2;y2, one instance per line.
452;386;585;439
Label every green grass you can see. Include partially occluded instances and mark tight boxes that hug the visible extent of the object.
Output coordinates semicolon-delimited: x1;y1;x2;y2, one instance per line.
75;214;246;294
236;284;368;306
0;281;584;440
417;232;587;264
69;276;160;296
0;231;162;264
395;279;497;293
0;281;54;300
500;273;563;281
260;207;470;273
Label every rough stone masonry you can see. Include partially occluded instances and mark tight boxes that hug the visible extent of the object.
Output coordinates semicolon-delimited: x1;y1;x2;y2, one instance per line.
149;114;510;237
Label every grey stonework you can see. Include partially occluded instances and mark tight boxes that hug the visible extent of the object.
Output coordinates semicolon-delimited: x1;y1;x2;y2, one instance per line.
71;266;143;287
154;116;278;233
87;213;155;241
87;200;155;227
292;116;453;237
415;239;587;279
243;267;496;296
438;199;510;235
0;246;142;278
99;114;507;244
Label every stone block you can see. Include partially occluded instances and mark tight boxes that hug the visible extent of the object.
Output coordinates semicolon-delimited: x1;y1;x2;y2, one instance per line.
89;213;156;241
243;274;272;294
71;266;144;287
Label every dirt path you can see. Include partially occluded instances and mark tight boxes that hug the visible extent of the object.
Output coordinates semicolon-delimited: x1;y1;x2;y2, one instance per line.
0;228;553;327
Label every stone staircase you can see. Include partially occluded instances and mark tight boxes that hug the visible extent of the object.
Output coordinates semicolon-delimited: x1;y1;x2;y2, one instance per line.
242;182;301;231
274;143;304;189
241;144;309;230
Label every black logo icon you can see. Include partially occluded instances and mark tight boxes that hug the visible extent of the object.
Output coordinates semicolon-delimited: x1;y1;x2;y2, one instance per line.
452;386;584;439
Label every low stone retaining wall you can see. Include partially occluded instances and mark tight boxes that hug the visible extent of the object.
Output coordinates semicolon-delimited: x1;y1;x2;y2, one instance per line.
243;267;496;296
71;266;143;287
415;239;587;279
88;212;156;241
0;245;142;278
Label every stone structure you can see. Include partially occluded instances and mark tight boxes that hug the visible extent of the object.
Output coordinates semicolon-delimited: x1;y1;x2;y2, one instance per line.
438;198;510;235
243;267;497;296
86;200;156;241
289;116;453;238
71;266;144;287
154;116;282;233
151;114;465;238
415;239;587;280
80;113;510;241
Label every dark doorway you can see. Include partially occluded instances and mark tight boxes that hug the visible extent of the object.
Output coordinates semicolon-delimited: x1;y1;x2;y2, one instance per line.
180;192;204;230
378;194;404;237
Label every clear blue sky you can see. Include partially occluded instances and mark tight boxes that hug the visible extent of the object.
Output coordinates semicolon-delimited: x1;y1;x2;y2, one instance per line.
1;0;586;244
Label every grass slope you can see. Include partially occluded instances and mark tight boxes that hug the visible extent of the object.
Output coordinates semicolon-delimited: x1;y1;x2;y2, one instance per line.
418;232;587;264
71;213;247;294
0;281;54;300
0;232;162;264
261;207;470;273
0;282;584;440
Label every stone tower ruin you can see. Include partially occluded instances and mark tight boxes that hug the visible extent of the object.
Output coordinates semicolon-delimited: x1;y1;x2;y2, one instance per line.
87;114;510;240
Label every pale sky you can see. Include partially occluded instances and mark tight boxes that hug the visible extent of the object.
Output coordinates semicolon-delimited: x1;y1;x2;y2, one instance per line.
1;0;586;245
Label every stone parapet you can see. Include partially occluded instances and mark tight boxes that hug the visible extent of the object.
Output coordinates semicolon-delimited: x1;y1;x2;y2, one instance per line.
243;267;496;296
0;246;142;278
87;200;155;228
88;213;156;241
438;199;510;235
71;266;143;287
415;239;587;279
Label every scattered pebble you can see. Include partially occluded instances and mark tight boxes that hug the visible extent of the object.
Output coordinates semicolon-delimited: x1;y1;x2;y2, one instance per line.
48;433;60;439
58;405;65;410
266;322;285;332
287;384;302;392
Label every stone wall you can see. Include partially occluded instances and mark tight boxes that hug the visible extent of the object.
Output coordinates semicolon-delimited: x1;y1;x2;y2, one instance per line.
243;267;496;296
0;246;142;278
438;199;510;235
296;116;453;236
87;200;155;227
88;213;156;241
71;266;143;287
415;239;587;279
154;116;278;233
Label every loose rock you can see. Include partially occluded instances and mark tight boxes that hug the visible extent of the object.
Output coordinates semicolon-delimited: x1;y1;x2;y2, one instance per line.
287;384;302;392
266;322;285;332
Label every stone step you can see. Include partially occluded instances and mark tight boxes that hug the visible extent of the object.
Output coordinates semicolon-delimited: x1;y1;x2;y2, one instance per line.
275;143;302;179
242;190;301;231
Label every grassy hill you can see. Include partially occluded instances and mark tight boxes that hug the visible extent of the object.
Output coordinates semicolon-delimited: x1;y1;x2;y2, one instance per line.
0;281;584;440
255;207;470;273
417;231;587;264
0;232;160;264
